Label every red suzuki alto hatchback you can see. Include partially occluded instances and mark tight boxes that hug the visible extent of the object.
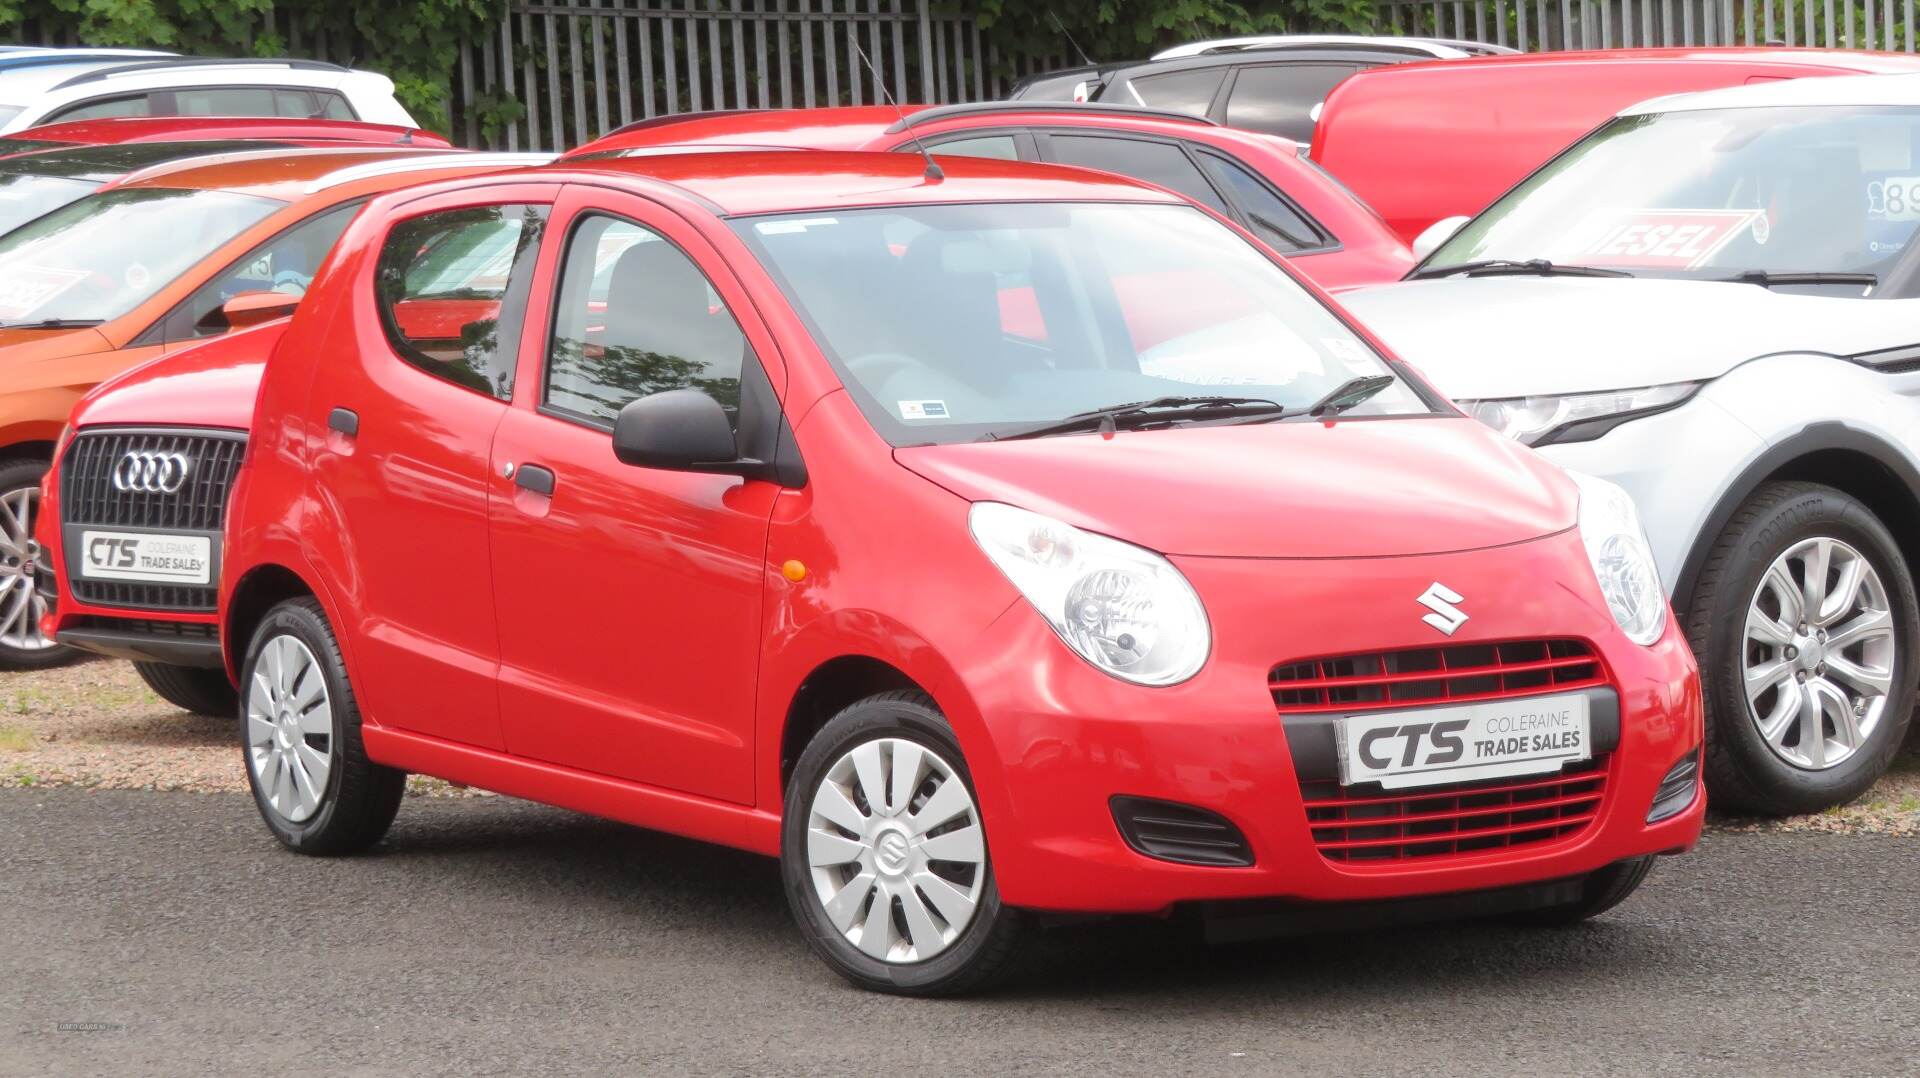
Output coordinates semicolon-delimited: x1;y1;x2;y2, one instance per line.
216;151;1703;995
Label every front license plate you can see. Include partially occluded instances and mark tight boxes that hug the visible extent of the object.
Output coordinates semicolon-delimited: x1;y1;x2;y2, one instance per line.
1335;692;1592;791
78;530;211;585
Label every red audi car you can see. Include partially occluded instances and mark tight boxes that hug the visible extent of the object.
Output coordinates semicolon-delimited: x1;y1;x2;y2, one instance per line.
63;152;1700;994
565;102;1414;290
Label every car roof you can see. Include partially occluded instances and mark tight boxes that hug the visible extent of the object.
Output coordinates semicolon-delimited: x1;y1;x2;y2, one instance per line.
0;139;305;180
109;147;547;201
539;150;1186;216
1379;45;1920;78
1150;35;1495;60
12;115;448;147
1621;68;1920;114
0;59;154;101
569;106;907;157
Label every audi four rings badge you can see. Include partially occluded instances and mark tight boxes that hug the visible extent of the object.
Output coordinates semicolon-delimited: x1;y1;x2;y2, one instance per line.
112;451;192;494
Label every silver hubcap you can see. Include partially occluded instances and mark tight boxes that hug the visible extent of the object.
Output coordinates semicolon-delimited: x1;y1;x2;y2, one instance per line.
246;635;334;823
806;737;986;964
0;485;52;652
1744;536;1896;771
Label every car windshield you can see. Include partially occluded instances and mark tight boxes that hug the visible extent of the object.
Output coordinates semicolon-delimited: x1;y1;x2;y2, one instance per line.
0;173;98;237
1428;104;1920;286
733;201;1428;445
0;186;282;325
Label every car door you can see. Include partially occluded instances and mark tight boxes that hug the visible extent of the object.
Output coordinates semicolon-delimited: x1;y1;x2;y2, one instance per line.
306;187;553;750
487;187;782;804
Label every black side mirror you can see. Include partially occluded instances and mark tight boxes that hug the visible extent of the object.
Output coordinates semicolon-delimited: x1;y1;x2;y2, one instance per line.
613;389;763;477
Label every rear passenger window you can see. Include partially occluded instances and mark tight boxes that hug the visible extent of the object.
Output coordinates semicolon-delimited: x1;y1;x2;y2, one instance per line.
375;204;548;401
924;134;1019;160
173;87;281;117
1196;151;1328;252
1047;135;1228;214
45;94;152;123
1223;64;1361;141
1122;70;1225;117
544;214;749;429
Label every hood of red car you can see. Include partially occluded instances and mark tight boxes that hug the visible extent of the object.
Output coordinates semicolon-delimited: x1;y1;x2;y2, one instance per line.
72;320;285;430
894;416;1576;558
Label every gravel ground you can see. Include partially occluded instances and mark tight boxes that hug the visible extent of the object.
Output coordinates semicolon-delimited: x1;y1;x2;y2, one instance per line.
2;656;1916;831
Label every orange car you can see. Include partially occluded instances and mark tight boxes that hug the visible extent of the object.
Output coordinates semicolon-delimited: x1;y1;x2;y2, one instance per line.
0;145;548;668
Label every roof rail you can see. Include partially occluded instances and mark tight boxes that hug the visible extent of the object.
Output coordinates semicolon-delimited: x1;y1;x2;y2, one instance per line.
884;100;1217;134
597;108;765;140
303;151;554;192
0;50;174;75
50;57;351;91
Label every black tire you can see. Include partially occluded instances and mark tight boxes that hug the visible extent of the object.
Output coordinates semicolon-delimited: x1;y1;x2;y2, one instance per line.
1519;857;1655;925
1685;481;1919;816
241;597;404;855
134;661;238;717
0;456;78;671
781;689;1028;996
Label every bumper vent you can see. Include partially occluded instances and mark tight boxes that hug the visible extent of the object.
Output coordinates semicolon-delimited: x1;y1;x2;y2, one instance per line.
1111;797;1254;867
1647;750;1700;823
1299;761;1607;863
67;615;218;640
1269;639;1604;714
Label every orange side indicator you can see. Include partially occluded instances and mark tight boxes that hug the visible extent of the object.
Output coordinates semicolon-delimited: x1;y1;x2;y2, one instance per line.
781;559;808;582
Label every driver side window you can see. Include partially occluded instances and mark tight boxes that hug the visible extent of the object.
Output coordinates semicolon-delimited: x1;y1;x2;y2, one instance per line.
146;202;362;343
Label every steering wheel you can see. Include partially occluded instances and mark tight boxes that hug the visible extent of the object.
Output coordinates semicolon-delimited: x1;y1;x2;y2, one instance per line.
844;351;920;386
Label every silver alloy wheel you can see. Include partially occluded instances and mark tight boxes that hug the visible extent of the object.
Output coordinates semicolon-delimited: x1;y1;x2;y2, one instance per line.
1744;536;1897;771
0;485;53;652
805;737;987;964
246;634;334;823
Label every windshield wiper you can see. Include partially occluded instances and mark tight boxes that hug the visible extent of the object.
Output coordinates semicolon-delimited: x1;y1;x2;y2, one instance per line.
985;395;1285;442
0;318;104;329
1712;270;1878;291
1410;258;1633;281
1307;374;1398;417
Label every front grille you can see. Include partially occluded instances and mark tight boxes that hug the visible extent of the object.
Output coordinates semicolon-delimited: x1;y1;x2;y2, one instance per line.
1299;761;1608;862
1273;639;1611;863
72;580;216;612
59;428;245;531
1269;639;1604;713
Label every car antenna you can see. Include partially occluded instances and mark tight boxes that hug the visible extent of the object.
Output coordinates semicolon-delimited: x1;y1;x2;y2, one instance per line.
849;39;942;182
1047;11;1096;66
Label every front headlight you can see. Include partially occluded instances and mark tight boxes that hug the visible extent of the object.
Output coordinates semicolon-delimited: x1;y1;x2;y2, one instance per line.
968;502;1210;686
1459;381;1701;447
1568;471;1666;646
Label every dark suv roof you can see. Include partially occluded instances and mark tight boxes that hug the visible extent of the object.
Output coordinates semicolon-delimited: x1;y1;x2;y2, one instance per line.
1091;46;1433;142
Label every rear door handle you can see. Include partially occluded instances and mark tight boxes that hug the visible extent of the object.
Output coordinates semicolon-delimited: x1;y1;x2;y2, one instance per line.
514;463;555;496
327;407;359;436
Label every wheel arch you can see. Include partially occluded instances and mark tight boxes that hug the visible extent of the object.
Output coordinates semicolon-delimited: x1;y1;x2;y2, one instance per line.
778;654;928;795
222;562;323;681
1673;421;1920;617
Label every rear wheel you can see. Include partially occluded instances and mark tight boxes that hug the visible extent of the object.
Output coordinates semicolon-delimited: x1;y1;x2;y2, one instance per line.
242;597;404;854
782;690;1027;996
1519;857;1655;925
1687;482;1918;815
0;457;73;670
134;661;238;717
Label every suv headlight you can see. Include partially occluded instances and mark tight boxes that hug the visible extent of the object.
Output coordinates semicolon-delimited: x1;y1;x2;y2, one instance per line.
1568;471;1666;645
1458;381;1701;447
968;502;1210;686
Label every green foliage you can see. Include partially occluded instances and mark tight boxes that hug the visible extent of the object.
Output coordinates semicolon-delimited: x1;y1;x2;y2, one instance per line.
974;0;1378;66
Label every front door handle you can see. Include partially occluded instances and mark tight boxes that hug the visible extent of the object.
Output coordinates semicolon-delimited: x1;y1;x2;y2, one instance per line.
327;407;359;436
514;463;555;496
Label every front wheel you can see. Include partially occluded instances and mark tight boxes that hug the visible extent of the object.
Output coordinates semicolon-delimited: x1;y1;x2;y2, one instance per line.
135;661;239;717
0;457;74;670
781;690;1027;996
1687;482;1919;815
1518;857;1655;925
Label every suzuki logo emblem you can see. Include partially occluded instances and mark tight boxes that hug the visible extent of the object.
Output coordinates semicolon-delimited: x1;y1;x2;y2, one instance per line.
1417;581;1468;636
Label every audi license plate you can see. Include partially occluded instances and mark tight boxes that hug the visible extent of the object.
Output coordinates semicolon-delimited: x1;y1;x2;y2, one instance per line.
1335;692;1591;791
78;530;211;585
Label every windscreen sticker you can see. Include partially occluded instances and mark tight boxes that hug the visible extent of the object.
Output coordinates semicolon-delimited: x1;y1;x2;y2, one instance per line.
123;263;151;292
755;216;839;236
1867;175;1920;255
1557;209;1761;269
898;399;949;420
1321;336;1378;375
0;265;87;321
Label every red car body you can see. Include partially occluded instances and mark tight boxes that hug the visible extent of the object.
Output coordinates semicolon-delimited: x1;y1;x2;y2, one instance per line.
568;104;1414;290
183;152;1698;934
1311;47;1920;243
3;115;452;152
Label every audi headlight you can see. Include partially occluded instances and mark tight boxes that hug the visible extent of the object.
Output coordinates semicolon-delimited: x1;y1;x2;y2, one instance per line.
1569;471;1666;646
1458;381;1701;447
968;502;1210;686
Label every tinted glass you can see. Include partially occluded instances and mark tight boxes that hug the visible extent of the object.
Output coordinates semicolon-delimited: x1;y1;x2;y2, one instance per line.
1196;151;1325;251
0;187;282;325
1047;135;1226;213
546;215;746;427
1223;64;1358;141
1120;69;1225;116
925;134;1019;161
735;202;1426;447
45;94;151;123
1430;104;1920;285
0;174;99;238
317;91;355;120
375;204;547;400
173;87;276;117
169;202;360;339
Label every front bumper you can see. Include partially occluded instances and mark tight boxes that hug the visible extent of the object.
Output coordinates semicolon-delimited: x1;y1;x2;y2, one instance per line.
951;528;1704;915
